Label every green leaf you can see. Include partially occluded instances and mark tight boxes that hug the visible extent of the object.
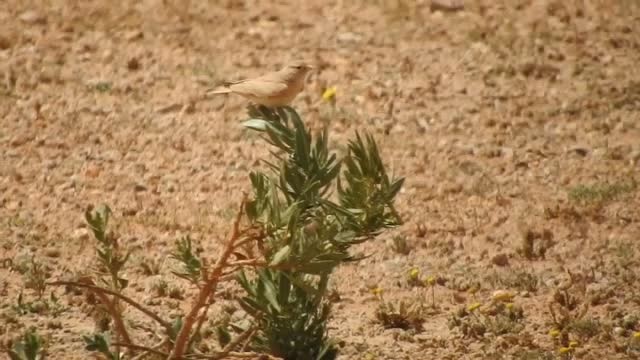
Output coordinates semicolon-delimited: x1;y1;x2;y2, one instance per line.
170;317;184;340
388;178;405;199
258;271;282;313
83;333;116;360
285;273;322;298
270;245;291;266
216;326;232;347
242;119;269;131
299;260;337;275
277;272;292;304
280;202;299;224
238;297;262;317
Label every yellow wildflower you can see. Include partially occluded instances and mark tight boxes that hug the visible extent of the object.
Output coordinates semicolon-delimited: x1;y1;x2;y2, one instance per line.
370;287;383;296
408;268;420;280
634;332;640;339
569;340;579;348
322;86;337;102
506;303;514;310
549;329;561;338
467;302;482;312
558;347;572;354
426;276;436;286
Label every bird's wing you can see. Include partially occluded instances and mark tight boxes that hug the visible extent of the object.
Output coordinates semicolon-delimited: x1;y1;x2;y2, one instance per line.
207;86;232;95
229;79;287;98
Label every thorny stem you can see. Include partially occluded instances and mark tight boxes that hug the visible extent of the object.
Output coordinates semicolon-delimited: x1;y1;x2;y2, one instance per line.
231;230;264;257
226;259;269;267
189;293;218;352
48;279;133;349
226;259;295;273
48;280;172;332
97;286;130;355
113;341;280;360
130;339;169;360
170;194;248;359
113;342;168;358
216;325;258;359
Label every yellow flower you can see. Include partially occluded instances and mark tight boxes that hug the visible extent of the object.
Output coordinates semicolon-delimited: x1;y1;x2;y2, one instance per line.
467;302;482;312
569;340;579;348
558;347;572;354
408;268;420;280
322;86;337;102
370;287;383;296
549;329;561;338
426;276;436;286
506;303;514;310
634;332;640;339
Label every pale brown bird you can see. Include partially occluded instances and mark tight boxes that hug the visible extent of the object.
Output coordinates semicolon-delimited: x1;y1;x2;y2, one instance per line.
207;61;313;107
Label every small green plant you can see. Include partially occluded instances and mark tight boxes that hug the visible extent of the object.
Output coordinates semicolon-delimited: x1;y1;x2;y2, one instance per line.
485;269;540;293
6;328;46;360
170;235;202;284
568;318;601;340
86;205;130;292
448;301;525;339
390;235;411;255
92;81;112;93
138;256;163;276
232;105;403;359
12;291;65;317
83;333;118;360
22;258;49;300
374;295;426;332
547;272;591;355
168;286;184;300
150;279;168;298
613;240;637;270
568;179;636;205
517;228;554;260
36;105;403;360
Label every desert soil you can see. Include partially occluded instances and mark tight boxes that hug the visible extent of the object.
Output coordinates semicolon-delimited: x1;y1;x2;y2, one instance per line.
1;0;640;359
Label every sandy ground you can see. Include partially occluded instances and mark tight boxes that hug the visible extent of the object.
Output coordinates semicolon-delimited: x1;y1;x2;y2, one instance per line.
1;0;640;359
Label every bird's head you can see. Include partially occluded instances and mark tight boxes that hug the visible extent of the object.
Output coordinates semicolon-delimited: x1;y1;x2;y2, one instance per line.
281;60;314;81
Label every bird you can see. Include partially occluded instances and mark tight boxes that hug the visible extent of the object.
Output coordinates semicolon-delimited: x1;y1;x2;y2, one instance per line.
207;61;313;107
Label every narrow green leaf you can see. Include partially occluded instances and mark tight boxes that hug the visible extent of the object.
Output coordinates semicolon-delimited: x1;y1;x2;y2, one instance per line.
258;271;282;312
299;260;337;275
242;119;269;131
238;298;262;317
387;178;405;200
285;273;322;298
278;272;292;304
270;245;291;266
216;326;232;347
